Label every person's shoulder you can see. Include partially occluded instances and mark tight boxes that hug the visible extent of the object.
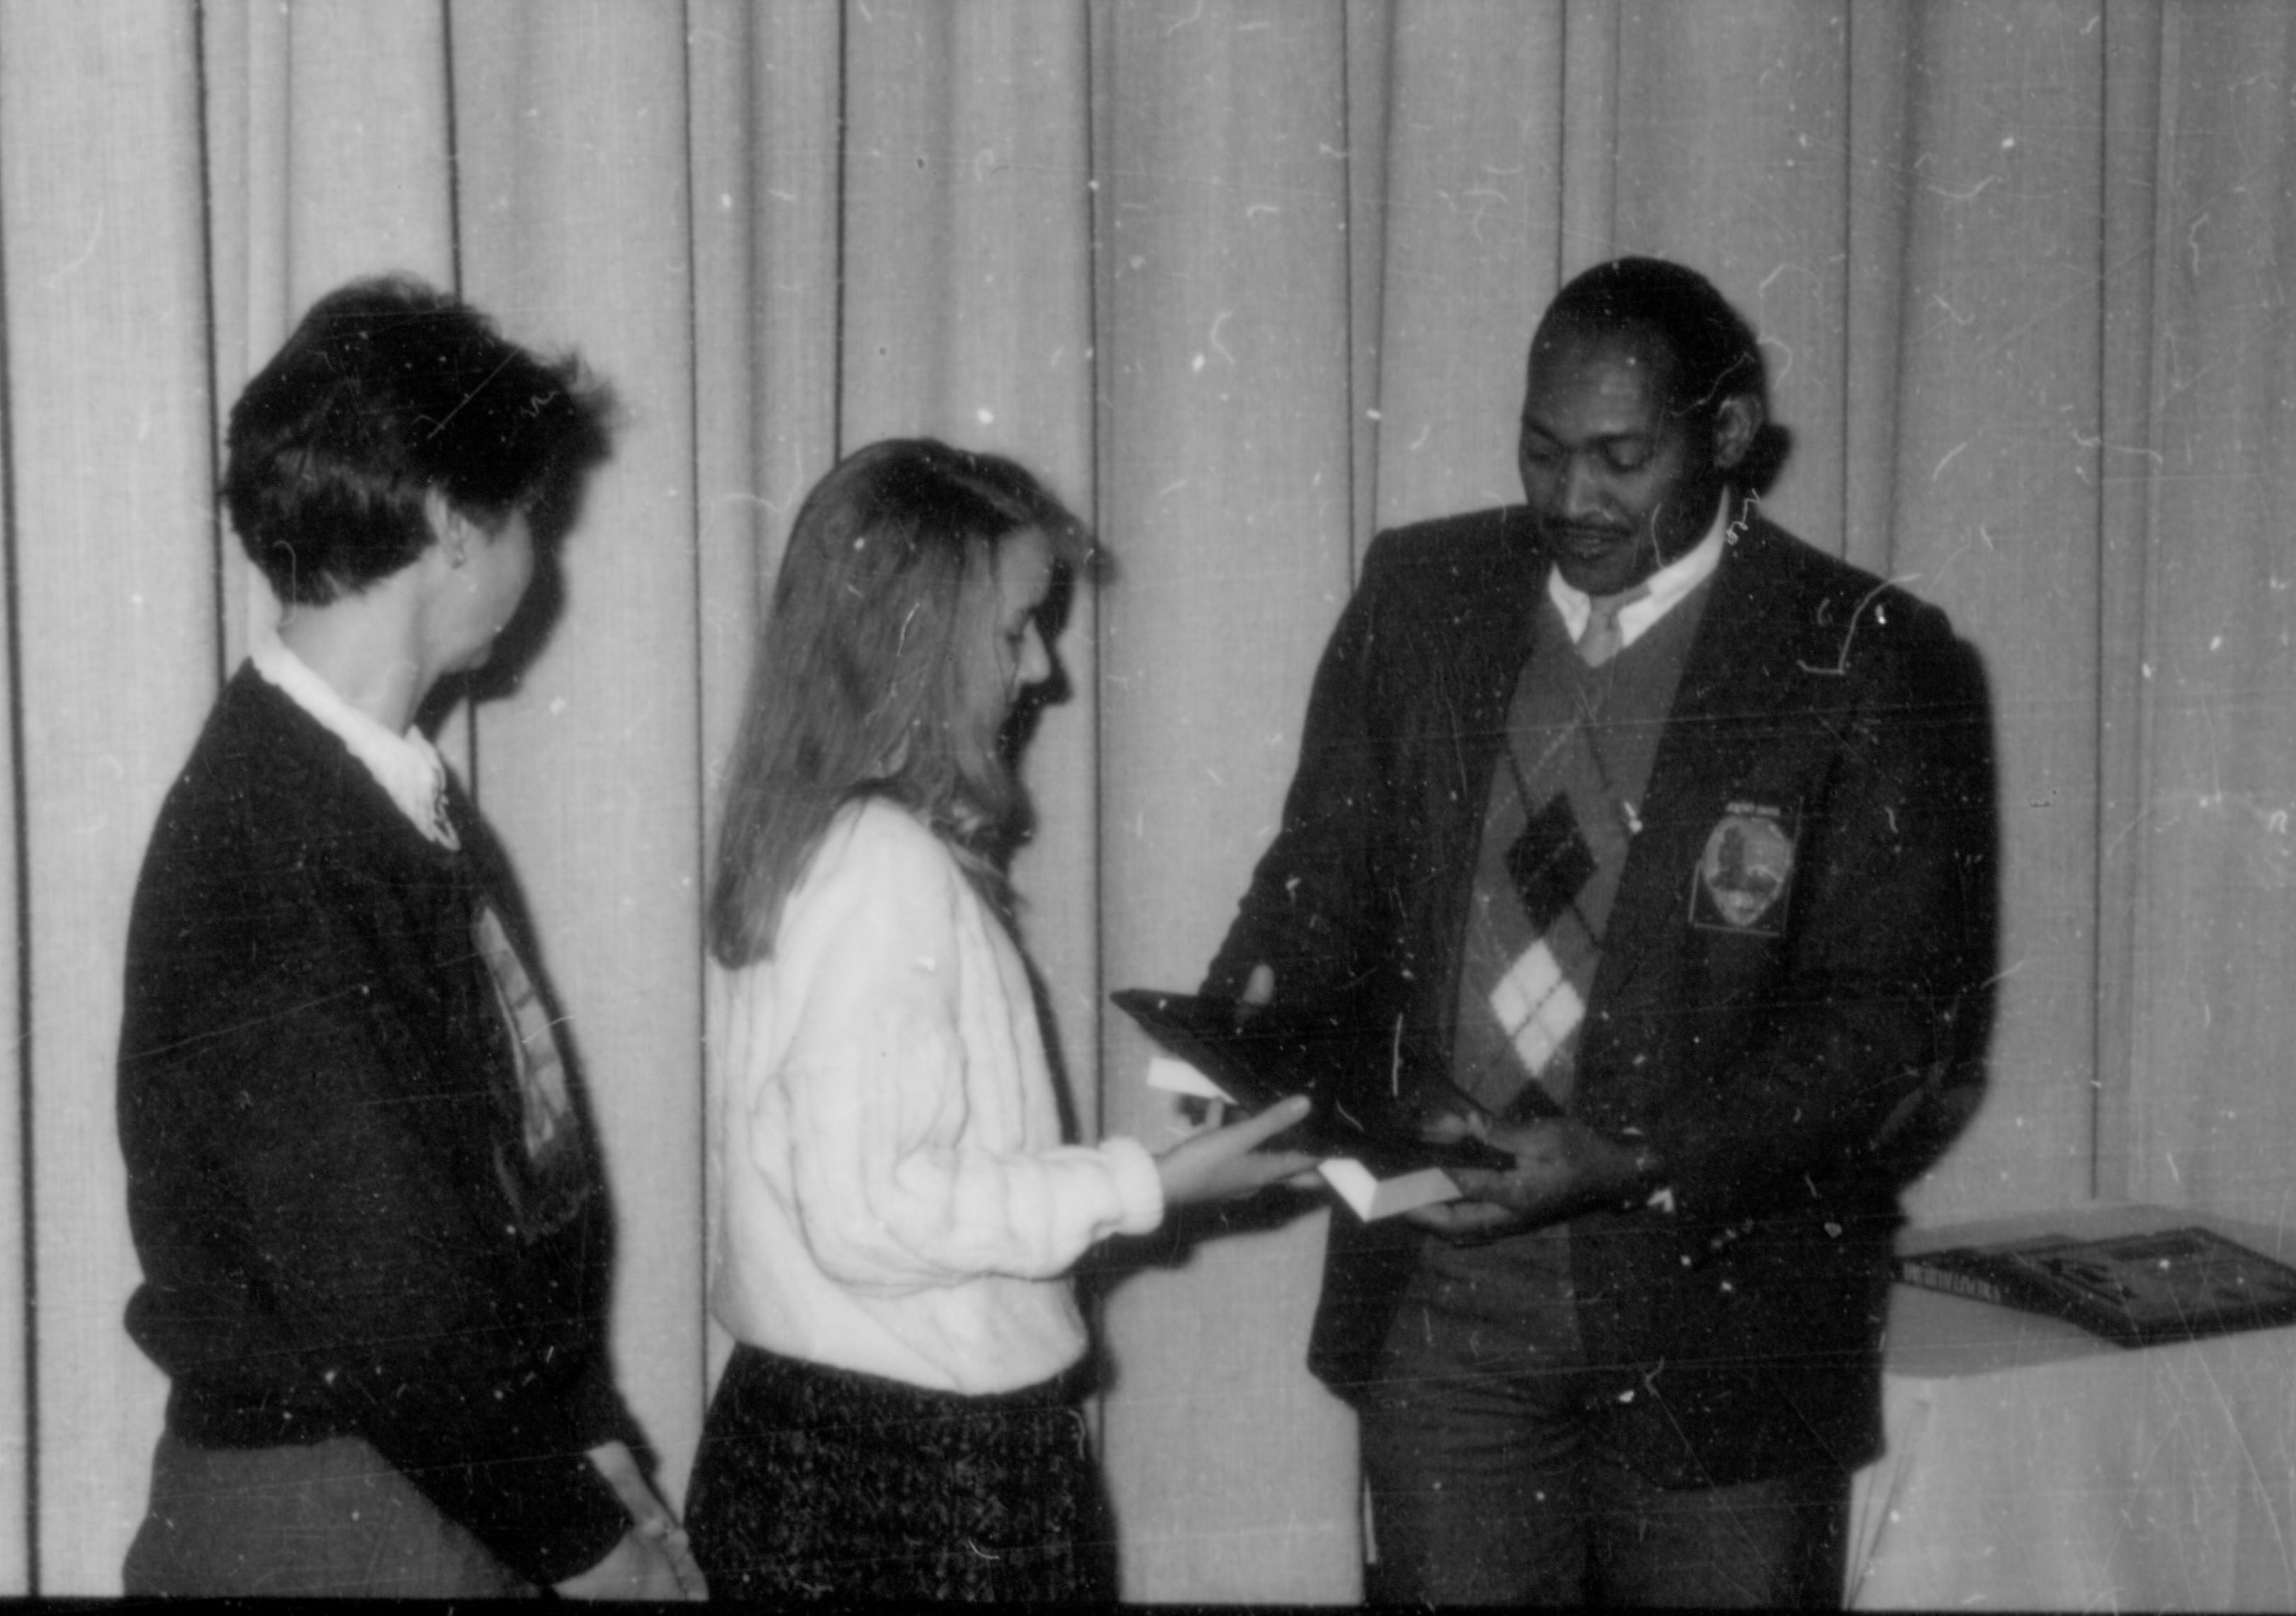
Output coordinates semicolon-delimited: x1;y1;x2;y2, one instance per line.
1727;514;1960;666
805;797;964;904
125;670;342;980
143;666;300;844
1317;507;1541;678
1353;506;1538;622
180;661;347;785
774;798;975;974
834;793;947;855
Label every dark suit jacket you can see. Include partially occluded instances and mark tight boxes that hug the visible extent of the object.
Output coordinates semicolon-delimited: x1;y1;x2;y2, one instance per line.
1206;505;1997;1488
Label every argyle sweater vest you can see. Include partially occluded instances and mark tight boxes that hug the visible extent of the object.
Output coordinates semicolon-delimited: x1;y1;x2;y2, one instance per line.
1453;585;1711;1118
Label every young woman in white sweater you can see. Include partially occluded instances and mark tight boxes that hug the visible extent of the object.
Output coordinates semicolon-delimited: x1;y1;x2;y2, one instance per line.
685;439;1312;1602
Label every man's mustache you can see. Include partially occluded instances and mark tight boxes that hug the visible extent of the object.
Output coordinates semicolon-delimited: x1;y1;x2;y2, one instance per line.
1543;520;1643;545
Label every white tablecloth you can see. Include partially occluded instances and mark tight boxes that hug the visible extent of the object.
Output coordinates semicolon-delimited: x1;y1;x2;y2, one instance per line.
1850;1205;2296;1610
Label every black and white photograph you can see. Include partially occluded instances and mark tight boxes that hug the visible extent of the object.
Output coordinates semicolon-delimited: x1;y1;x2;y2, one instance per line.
0;1;2292;1605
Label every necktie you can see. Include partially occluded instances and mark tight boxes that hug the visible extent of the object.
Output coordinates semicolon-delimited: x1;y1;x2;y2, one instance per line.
1576;584;1650;668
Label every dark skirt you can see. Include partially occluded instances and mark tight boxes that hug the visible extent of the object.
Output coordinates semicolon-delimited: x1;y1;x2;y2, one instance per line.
122;1430;530;1598
686;1343;1115;1603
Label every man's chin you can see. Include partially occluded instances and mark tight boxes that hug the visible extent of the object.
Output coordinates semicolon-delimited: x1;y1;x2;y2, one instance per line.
1551;551;1648;596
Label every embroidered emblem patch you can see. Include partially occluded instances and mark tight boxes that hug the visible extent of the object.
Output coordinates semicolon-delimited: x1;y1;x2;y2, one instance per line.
1692;800;1797;934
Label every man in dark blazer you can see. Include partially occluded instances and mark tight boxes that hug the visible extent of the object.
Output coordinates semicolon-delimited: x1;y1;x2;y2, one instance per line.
1205;257;1996;1606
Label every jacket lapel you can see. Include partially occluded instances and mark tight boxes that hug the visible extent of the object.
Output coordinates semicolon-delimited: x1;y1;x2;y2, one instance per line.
1417;512;1544;1045
1589;519;1803;1009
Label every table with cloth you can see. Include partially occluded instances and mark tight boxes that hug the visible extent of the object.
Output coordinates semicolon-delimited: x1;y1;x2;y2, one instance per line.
1849;1203;2296;1609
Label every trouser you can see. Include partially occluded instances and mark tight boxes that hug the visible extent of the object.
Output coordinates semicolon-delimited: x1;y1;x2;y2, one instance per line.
123;1430;529;1598
1359;1242;1848;1607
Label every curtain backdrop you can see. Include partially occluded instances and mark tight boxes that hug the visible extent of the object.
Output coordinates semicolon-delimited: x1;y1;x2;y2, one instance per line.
2;0;2290;1599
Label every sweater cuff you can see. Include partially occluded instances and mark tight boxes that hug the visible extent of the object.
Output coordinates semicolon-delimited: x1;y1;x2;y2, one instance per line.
403;1446;631;1589
1102;1136;1165;1235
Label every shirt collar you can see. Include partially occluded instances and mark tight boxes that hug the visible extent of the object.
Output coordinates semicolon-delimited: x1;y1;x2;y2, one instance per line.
1546;490;1731;651
251;635;461;849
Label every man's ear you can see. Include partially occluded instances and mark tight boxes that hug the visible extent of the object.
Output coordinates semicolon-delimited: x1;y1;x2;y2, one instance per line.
1711;393;1762;473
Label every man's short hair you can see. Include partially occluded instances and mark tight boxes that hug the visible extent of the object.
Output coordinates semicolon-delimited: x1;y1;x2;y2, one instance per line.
223;274;609;605
1540;257;1769;428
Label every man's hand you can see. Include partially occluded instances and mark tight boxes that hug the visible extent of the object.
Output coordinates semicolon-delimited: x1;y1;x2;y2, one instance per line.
1411;1085;1494;1148
1407;1118;1655;1239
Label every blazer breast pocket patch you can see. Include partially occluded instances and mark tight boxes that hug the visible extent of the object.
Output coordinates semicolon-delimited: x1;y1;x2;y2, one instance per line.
1691;799;1798;936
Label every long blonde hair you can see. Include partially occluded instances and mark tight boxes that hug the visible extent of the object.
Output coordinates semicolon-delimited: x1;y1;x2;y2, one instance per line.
709;439;1084;968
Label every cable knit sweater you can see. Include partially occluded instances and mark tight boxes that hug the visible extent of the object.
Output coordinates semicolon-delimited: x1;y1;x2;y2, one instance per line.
709;797;1164;1395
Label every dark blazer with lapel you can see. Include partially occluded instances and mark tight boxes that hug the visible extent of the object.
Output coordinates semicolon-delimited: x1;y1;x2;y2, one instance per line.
1206;503;1997;1487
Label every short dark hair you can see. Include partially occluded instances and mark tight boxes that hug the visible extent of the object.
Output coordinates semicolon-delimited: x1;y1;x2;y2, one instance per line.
708;438;1086;969
223;274;610;605
1538;256;1769;431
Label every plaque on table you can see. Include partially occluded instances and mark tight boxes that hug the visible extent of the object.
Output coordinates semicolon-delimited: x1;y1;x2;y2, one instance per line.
1896;1223;2296;1348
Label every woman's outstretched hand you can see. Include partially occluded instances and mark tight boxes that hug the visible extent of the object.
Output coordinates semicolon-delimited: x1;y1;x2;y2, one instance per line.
1155;1094;1319;1207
